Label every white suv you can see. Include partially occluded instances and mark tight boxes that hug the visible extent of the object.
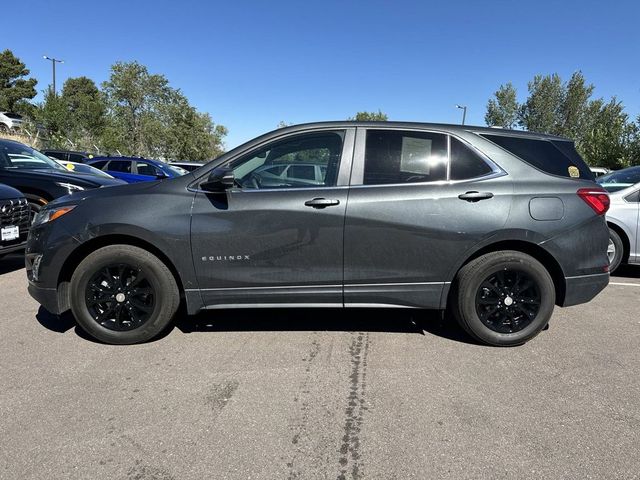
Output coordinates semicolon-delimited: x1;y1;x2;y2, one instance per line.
0;112;24;132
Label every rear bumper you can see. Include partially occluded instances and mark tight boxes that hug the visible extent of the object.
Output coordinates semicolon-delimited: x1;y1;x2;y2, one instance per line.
561;272;609;307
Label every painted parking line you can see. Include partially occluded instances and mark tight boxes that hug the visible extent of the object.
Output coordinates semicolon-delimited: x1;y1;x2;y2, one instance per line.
609;281;640;287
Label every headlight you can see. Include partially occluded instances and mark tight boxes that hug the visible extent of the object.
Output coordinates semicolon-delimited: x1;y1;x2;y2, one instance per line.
55;182;85;194
32;205;76;227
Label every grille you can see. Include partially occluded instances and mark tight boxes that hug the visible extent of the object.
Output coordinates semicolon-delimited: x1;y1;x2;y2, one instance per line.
0;198;31;230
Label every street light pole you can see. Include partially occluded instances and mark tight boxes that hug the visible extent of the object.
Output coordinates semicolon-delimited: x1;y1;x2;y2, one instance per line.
43;56;64;96
455;104;467;125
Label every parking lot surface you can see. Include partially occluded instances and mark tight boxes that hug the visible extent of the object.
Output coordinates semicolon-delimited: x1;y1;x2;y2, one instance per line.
1;254;639;480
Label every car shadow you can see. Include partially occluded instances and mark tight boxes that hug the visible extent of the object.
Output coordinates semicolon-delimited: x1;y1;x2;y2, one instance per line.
612;264;640;279
0;253;24;275
36;307;76;333
174;308;480;345
35;305;479;345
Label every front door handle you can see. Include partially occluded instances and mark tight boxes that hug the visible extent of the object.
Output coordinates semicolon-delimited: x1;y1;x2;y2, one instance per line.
304;198;340;209
458;191;494;202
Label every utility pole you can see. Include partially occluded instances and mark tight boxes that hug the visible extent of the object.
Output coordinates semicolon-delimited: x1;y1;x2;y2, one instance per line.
43;56;64;96
455;104;467;125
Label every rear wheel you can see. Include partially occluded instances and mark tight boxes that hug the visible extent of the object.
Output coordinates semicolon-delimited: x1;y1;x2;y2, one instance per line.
607;228;624;274
451;251;555;346
69;245;179;344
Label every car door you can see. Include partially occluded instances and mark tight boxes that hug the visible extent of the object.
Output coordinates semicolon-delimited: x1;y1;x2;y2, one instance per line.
134;161;162;181
190;128;354;307
622;189;640;263
344;128;513;308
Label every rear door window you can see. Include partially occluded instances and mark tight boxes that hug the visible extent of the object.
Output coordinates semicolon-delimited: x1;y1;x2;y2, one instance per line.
287;164;315;181
91;160;108;170
450;137;494;180
481;134;593;180
363;130;448;185
107;160;132;173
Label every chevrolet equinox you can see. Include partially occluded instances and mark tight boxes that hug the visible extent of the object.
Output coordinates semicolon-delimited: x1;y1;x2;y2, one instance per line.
26;122;610;346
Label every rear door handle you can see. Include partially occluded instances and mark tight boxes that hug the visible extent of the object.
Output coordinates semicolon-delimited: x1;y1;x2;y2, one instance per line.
304;198;340;209
458;191;494;202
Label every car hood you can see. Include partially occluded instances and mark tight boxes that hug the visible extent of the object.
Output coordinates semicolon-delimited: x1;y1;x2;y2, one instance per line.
47;179;163;208
14;168;126;187
0;182;24;200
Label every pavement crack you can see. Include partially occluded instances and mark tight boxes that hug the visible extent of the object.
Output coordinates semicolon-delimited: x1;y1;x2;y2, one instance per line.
287;333;321;479
337;331;370;480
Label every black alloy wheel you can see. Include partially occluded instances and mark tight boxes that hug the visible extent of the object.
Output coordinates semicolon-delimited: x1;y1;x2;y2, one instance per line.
451;250;555;346
70;244;180;344
475;269;541;334
85;263;155;331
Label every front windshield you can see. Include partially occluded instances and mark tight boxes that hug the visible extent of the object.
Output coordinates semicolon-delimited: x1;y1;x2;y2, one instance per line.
58;161;113;178
597;167;640;189
0;142;66;170
165;164;189;176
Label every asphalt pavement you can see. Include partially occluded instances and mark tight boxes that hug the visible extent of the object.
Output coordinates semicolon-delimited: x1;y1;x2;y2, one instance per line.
1;253;639;480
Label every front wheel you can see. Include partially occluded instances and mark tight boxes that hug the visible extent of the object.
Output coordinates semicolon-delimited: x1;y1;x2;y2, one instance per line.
70;245;180;344
451;251;555;346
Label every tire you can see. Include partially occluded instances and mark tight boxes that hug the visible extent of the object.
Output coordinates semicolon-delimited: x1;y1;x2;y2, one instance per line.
607;228;624;274
70;245;180;345
451;250;555;347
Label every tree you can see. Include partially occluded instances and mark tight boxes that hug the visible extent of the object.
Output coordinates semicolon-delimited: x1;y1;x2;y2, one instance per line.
101;61;226;159
485;72;639;169
519;74;564;134
558;72;594;140
102;61;171;156
62;76;106;144
485;82;519;129
36;89;70;147
349;110;388;121
580;98;632;169
0;50;38;114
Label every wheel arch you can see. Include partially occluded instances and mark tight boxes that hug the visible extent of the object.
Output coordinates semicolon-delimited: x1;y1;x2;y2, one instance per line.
57;234;186;311
20;188;53;205
606;220;630;264
444;239;567;308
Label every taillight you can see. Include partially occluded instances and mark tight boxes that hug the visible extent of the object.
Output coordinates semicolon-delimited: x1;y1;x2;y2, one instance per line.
577;187;610;215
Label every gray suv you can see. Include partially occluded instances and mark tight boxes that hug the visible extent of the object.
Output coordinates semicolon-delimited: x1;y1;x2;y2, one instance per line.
25;122;610;346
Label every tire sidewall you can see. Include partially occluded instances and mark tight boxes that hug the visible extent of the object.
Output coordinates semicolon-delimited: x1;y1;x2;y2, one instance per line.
70;246;177;344
608;228;623;274
458;253;555;346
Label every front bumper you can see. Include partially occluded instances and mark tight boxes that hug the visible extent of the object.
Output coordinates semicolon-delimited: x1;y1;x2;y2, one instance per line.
0;240;27;255
27;282;65;314
561;272;609;307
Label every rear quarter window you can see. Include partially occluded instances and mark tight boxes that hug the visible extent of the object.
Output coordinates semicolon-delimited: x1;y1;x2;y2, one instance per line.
480;134;594;181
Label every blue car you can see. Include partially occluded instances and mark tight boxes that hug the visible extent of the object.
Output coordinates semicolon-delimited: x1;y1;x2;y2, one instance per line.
86;157;188;183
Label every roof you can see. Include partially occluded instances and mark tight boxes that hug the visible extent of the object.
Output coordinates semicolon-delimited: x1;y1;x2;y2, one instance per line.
274;121;572;142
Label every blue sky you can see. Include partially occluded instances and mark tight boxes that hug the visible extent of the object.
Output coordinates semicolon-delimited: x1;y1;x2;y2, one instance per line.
6;0;640;149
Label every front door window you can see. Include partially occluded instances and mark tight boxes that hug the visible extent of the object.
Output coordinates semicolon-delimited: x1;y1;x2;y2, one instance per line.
230;131;344;189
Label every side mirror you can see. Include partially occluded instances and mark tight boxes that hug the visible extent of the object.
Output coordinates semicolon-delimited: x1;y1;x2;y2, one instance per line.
201;166;234;192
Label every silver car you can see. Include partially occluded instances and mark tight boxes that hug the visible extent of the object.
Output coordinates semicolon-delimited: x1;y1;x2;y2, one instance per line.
597;167;640;272
603;183;640;273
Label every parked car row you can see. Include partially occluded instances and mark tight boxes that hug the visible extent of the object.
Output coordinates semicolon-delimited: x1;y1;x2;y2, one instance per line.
0;138;199;255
